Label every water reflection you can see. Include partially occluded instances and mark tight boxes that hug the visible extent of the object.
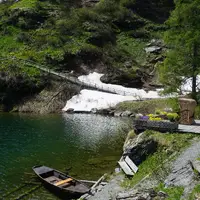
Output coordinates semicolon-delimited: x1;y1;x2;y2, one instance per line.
0;113;131;199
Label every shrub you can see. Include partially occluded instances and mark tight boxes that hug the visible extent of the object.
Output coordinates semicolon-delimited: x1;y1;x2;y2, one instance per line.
166;113;179;122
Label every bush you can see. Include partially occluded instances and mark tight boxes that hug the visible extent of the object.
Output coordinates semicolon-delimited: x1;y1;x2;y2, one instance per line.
166;113;179;122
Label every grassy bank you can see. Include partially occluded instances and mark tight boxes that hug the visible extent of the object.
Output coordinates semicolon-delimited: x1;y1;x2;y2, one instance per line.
115;98;179;114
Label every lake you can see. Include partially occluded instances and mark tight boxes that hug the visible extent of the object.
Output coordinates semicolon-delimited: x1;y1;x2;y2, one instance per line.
0;113;131;199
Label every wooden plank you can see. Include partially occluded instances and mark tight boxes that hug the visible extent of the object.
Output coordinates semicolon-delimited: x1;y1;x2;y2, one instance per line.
118;161;134;176
54;178;73;186
78;180;107;185
90;174;106;194
125;156;138;173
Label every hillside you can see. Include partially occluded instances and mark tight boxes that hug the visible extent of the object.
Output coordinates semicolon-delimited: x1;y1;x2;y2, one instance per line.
0;0;174;112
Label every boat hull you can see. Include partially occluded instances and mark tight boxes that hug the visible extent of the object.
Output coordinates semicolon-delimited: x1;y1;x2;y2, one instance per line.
32;165;90;199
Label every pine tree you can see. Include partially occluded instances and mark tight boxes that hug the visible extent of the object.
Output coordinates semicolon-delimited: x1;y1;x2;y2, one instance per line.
160;0;200;98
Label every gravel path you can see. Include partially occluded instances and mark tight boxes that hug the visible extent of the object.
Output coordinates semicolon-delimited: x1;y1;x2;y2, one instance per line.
87;174;124;200
165;138;200;197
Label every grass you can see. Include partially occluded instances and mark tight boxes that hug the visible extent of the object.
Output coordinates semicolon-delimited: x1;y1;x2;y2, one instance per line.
155;183;184;200
116;33;147;65
188;184;200;200
0;36;23;54
115;98;179;114
122;130;197;188
10;0;39;10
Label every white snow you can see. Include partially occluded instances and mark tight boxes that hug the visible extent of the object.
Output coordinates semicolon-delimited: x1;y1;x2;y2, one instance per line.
181;76;200;93
62;72;164;112
62;72;200;112
78;72;161;99
62;89;135;112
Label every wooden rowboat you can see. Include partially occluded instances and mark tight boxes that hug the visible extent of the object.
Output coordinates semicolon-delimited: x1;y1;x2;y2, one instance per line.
32;165;90;198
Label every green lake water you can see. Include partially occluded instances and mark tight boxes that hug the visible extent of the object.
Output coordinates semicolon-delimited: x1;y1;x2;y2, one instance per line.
0;113;130;199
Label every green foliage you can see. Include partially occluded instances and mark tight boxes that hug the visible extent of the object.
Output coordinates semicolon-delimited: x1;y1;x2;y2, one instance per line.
166;112;179;122
159;0;200;95
188;184;200;200
195;105;200;119
10;0;39;10
0;0;170;80
146;111;179;122
116;33;146;64
155;183;184;200
116;98;179;114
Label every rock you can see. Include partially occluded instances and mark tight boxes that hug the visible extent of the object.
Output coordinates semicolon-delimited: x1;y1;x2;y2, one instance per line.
97;109;111;115
114;112;122;117
192;160;200;174
178;98;197;125
116;189;157;200
109;110;115;116
91;108;97;113
157;191;168;198
121;110;132;117
97;185;104;192
163;107;173;112
165;160;194;187
135;113;143;119
123;132;158;165
66;108;74;113
115;167;121;173
147;39;163;47
82;0;100;7
145;46;161;53
130;114;135;118
100;69;143;88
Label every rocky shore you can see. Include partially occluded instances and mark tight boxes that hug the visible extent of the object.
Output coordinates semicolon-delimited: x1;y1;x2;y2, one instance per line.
80;129;200;200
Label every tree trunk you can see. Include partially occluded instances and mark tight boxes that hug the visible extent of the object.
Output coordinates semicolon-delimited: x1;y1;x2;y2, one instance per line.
192;43;197;99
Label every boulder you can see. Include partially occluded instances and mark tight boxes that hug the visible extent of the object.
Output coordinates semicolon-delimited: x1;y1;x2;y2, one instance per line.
147;39;164;47
121;110;132;117
66;108;74;113
114;112;122;117
100;69;143;88
116;189;158;200
144;46;161;53
109;110;115;116
91;108;97;113
192;160;200;174
97;109;110;115
135;113;143;118
123;132;158;165
178;98;197;125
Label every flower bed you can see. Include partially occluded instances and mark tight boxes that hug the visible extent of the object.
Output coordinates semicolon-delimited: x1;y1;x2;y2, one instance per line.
133;119;178;132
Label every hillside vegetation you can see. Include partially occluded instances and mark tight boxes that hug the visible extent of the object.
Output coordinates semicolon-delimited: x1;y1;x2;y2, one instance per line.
0;0;174;110
0;0;174;75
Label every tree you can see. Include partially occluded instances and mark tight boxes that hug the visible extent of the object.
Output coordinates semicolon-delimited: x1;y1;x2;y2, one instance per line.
160;0;200;99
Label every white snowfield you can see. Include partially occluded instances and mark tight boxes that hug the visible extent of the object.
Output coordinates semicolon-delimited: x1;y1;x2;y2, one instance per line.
62;89;135;112
62;72;198;112
78;72;161;98
63;72;163;112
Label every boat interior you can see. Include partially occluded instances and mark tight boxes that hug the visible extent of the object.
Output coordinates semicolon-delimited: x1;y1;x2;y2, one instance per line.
39;170;89;193
40;170;75;188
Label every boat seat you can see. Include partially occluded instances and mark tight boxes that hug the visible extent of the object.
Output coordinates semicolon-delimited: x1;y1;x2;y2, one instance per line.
54;178;73;186
45;176;60;183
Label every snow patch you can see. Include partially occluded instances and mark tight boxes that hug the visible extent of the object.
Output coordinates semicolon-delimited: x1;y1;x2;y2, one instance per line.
62;90;135;112
63;72;164;112
78;72;161;99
